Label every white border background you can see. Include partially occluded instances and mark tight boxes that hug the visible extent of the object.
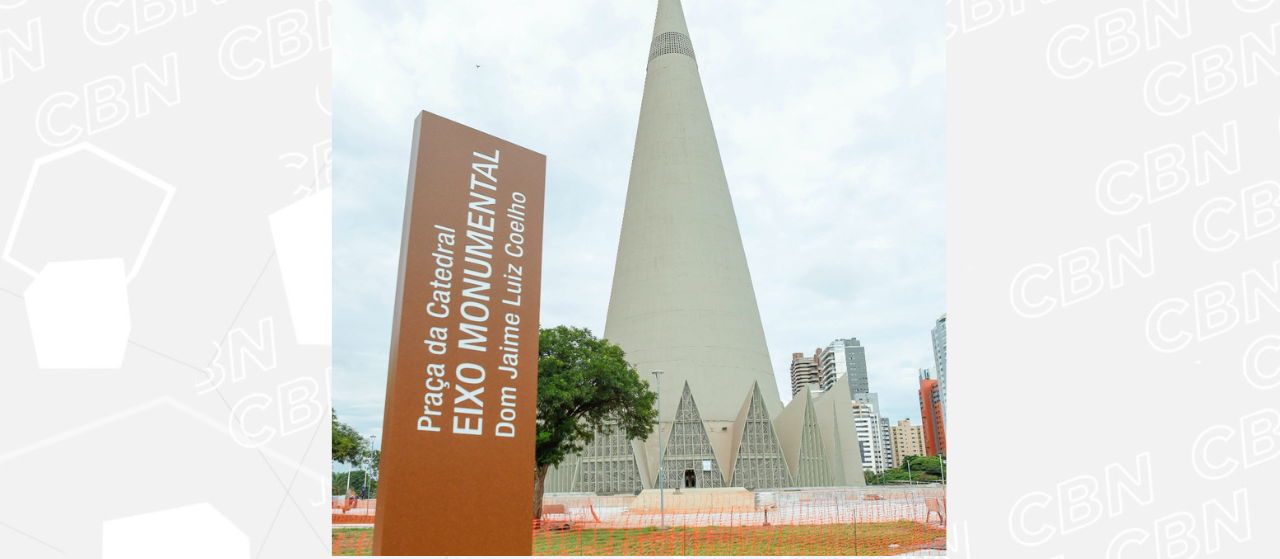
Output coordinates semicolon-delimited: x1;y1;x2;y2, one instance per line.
4;0;1280;556
949;0;1277;556
0;1;331;557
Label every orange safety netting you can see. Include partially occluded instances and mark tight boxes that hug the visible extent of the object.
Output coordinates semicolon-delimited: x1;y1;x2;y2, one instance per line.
332;487;946;556
331;497;376;524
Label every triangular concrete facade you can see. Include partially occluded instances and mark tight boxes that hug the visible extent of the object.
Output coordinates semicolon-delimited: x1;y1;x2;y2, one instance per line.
727;382;790;489
576;422;645;494
813;374;868;486
795;397;834;486
653;382;724;488
773;387;810;478
774;386;834;486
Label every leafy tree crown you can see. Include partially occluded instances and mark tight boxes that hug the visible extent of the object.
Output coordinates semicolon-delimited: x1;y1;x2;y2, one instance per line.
536;326;658;469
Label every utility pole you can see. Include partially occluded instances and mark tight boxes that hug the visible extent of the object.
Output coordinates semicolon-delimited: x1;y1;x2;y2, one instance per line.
365;435;377;506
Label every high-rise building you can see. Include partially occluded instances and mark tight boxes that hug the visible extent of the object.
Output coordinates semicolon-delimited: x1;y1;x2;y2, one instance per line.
931;314;946;424
890;419;925;468
851;401;893;473
918;369;946;456
543;0;867;494
824;339;887;472
852;392;881;415
820;338;868;394
789;351;821;396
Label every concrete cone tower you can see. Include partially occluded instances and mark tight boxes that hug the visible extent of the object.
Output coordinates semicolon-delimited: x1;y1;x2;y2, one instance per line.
603;0;786;485
540;0;865;493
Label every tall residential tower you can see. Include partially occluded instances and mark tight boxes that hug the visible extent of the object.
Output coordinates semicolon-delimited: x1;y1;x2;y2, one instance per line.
918;368;946;456
931;314;946;424
820;338;868;394
789;351;822;396
890;419;925;467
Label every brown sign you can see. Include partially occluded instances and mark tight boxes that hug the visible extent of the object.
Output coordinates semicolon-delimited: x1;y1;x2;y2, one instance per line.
373;111;545;556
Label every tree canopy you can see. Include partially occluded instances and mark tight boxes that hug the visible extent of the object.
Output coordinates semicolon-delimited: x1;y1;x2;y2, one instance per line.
535;326;658;469
902;455;944;475
533;325;659;518
865;455;947;485
331;409;366;465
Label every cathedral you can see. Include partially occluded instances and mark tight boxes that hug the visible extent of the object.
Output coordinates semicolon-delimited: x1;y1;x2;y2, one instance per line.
545;0;867;494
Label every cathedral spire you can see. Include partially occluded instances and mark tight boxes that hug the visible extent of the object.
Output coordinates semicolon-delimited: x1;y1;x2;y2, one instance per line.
652;0;691;38
545;0;868;493
606;0;782;434
648;0;696;64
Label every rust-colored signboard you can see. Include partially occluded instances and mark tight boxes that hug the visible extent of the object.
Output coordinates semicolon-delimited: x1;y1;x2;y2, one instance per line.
373;111;545;556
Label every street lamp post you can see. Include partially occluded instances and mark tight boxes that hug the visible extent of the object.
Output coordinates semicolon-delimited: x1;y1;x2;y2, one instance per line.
359;437;368;500
368;435;378;510
651;369;665;530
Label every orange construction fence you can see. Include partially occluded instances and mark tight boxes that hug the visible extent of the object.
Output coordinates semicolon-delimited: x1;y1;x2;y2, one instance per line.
333;486;946;556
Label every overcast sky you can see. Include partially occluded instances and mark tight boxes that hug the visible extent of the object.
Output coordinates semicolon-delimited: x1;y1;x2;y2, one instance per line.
333;0;946;455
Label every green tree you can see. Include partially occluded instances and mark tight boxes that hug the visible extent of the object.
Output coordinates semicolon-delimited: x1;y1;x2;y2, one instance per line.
331;409;366;465
534;326;659;519
856;455;947;485
866;465;942;485
904;455;943;476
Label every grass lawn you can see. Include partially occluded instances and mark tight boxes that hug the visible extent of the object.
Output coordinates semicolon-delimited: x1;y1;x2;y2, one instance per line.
333;521;944;556
332;528;373;557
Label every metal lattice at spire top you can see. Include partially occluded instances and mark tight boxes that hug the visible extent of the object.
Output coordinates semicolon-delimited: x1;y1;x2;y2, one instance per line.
659;383;724;489
648;32;696;63
729;385;791;489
